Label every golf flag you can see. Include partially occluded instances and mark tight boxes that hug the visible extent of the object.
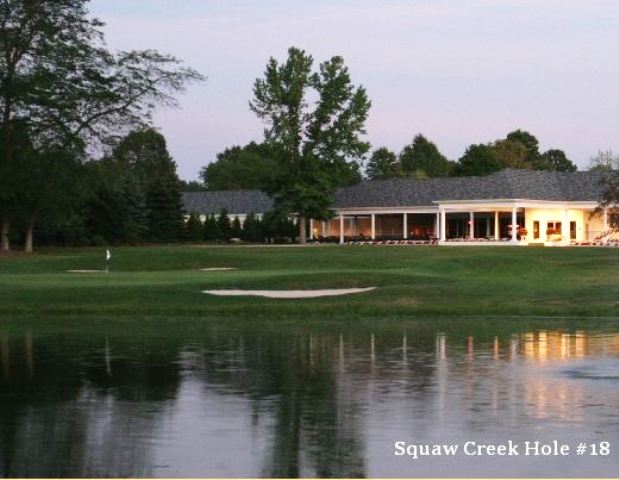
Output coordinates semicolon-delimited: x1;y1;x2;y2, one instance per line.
106;249;111;262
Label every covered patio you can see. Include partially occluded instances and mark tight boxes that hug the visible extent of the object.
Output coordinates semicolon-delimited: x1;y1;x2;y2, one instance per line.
309;210;439;244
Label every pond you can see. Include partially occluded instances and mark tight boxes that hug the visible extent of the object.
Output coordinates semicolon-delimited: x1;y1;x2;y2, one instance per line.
0;318;618;477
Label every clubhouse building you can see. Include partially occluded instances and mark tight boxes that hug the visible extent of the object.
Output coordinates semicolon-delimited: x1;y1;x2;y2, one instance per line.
183;168;617;246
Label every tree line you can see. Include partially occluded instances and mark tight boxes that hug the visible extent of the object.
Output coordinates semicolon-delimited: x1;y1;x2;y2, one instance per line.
0;0;202;252
2;2;617;252
185;210;297;243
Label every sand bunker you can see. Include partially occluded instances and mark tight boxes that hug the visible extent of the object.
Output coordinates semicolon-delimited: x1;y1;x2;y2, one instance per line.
202;287;376;299
67;269;106;273
200;267;238;271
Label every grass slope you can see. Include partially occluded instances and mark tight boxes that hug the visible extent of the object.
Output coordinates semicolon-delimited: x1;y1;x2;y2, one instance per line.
0;245;618;319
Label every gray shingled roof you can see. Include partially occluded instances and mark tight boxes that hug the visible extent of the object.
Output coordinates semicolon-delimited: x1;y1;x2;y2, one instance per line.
183;169;612;214
333;169;609;207
182;190;273;215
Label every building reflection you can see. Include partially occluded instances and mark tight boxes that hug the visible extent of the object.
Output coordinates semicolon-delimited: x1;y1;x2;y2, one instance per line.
0;324;618;477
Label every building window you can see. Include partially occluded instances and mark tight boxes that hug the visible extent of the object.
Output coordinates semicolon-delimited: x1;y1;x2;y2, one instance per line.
546;221;562;240
533;221;540;239
570;221;577;240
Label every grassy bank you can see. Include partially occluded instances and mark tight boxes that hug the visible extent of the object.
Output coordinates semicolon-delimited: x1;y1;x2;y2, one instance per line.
0;244;618;320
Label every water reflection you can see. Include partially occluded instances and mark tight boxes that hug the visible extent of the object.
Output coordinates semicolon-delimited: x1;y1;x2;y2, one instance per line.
0;324;618;477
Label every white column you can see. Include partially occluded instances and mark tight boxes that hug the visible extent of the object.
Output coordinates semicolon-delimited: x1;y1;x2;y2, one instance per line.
440;209;446;242
511;207;518;242
494;211;499;240
339;214;344;245
371;214;376;240
322;221;327;238
309;219;313;240
469;212;475;239
435;213;440;238
562;208;570;245
403;213;408;239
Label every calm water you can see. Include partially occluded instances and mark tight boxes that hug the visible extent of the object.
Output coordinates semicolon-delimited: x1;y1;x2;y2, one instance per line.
0;319;618;478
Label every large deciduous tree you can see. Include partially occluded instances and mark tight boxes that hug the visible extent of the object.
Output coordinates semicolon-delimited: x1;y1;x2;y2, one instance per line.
0;0;203;251
200;142;277;190
399;134;453;177
537;149;577;172
365;147;402;180
250;47;370;243
454;144;502;176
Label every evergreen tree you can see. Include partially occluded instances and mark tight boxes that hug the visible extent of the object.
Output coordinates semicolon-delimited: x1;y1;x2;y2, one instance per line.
242;212;262;242
185;213;203;242
231;216;243;239
217;209;231;240
203;214;220;241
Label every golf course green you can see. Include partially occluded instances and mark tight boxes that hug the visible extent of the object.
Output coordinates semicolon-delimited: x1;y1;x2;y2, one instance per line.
1;244;617;320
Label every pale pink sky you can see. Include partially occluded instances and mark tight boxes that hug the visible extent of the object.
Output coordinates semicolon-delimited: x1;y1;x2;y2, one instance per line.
90;0;619;180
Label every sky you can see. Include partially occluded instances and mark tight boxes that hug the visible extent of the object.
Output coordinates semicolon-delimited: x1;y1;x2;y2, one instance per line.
89;0;619;180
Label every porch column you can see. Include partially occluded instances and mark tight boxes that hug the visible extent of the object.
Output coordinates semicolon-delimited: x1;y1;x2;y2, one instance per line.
494;211;499;240
371;214;376;240
562;208;570;245
322;221;327;237
511;207;518;242
349;217;355;236
469;212;475;239
435;213;440;238
440;209;446;242
309;219;314;240
339;213;344;245
403;213;408;239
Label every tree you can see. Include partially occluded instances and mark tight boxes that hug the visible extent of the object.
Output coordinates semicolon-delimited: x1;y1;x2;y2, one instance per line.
179;180;206;192
231;216;242;239
491;139;530;169
0;0;203;251
399;134;453;177
365;147;402;180
217;209;231;240
538;149;577;172
454;144;502;176
203;214;220;241
597;172;619;231
200;142;276;190
506;130;540;165
588;150;619;171
241;212;262;242
185;213;203;242
250;47;370;244
112;129;184;243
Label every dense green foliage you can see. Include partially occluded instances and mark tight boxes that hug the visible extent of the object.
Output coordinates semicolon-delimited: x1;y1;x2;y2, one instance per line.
82;129;184;245
365;147;402;180
200;142;277;190
399;134;455;177
0;245;617;319
250;47;370;242
364;129;579;180
0;0;202;252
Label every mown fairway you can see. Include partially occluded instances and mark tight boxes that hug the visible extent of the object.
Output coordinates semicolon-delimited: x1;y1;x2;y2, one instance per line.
0;245;618;320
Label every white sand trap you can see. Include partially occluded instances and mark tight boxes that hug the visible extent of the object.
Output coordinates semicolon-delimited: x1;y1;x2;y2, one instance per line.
200;267;238;271
67;269;105;273
202;287;376;299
